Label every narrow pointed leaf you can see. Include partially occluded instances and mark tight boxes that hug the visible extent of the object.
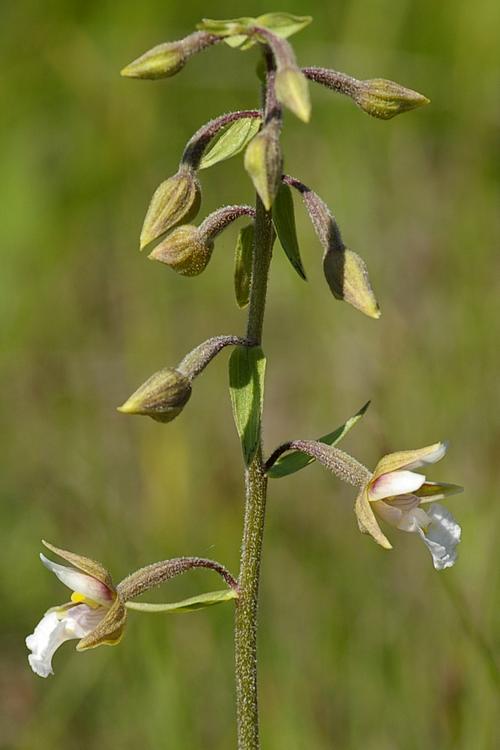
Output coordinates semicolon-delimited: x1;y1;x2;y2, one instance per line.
234;224;254;308
125;589;238;613
229;346;266;465
199;117;262;170
267;401;370;478
273;183;306;280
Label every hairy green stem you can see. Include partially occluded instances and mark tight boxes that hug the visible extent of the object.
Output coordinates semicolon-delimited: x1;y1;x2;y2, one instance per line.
234;192;274;750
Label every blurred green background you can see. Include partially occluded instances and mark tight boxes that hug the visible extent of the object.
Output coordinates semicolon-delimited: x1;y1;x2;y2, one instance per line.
1;1;499;748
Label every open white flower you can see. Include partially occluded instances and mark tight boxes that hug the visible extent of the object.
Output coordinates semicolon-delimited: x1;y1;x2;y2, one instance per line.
26;541;126;677
354;442;463;569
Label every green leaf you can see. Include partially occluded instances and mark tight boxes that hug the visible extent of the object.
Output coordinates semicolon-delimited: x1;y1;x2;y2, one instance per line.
273;183;307;280
256;13;313;39
126;589;238;613
229;346;266;465
267;401;370;479
199;117;262;170
234;224;254;308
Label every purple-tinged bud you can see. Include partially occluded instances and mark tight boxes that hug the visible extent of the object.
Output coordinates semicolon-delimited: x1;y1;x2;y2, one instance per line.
244;120;283;210
148;225;212;276
117;367;191;423
148;205;254;277
284;175;380;318
121;31;219;80
140;167;201;251
352;78;429;120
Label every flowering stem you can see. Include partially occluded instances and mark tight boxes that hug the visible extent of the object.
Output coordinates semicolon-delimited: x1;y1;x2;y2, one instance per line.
234;188;275;748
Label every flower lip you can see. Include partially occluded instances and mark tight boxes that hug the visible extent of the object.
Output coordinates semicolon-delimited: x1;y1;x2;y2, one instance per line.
26;603;107;678
40;554;114;606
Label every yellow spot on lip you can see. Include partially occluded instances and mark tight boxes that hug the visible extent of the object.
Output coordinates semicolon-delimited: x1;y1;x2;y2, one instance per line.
71;592;101;609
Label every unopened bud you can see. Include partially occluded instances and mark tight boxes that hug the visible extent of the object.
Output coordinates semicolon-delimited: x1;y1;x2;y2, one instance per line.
148;225;213;276
149;205;254;276
244;121;283;210
121;31;219;81
284;175;380;318
323;247;380;319
121;41;186;80
275;67;311;122
118;368;192;423
140;168;201;251
353;78;429;120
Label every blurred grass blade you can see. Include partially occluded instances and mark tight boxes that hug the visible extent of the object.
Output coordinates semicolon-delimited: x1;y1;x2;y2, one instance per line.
273;183;306;280
126;589;238;613
268;401;370;478
229;346;266;465
199;117;262;170
234;224;254;308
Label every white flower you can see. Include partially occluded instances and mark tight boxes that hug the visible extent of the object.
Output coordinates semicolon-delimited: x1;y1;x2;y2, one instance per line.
26;541;126;678
354;442;463;569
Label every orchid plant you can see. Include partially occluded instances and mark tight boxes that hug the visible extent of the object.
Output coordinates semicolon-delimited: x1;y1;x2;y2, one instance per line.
27;13;463;750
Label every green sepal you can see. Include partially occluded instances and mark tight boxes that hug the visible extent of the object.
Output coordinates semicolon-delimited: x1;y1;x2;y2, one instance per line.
199;117;262;170
273;183;306;280
234;224;254;308
198;13;312;50
229;346;266;465
267;401;370;478
125;589;238;613
256;13;312;39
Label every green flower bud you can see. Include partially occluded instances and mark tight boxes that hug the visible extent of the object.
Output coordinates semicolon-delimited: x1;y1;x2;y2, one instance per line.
353;78;429;120
148;225;213;276
323;247;380;319
275;67;311;122
244;121;283;210
121;31;219;80
121;41;186;80
118;368;192;423
140;168;201;251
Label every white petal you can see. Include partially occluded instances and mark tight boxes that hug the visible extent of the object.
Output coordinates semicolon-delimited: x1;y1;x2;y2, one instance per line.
417;503;461;570
40;554;113;605
372;500;404;528
374;501;429;532
397;507;430;532
369;470;426;501
26;604;105;678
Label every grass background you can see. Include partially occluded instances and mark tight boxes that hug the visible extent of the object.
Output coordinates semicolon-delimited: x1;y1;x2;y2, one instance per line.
1;0;499;748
